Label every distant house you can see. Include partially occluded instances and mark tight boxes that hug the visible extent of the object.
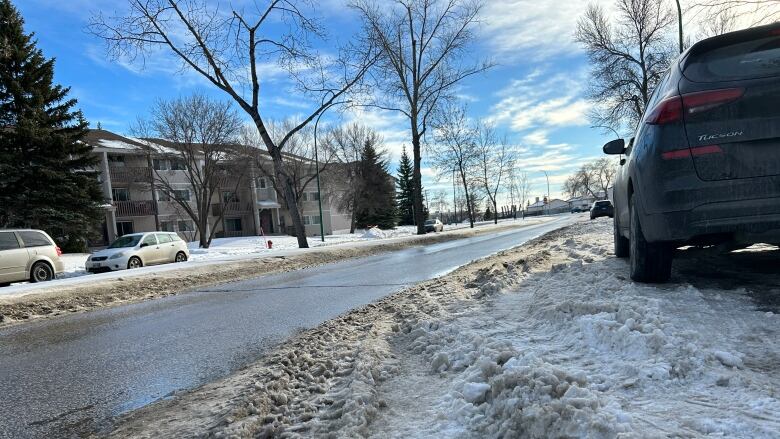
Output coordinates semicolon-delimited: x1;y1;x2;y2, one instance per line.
567;195;596;211
526;197;569;216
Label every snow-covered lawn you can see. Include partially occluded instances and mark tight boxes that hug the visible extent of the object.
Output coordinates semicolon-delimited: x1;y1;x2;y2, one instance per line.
1;217;552;296
48;219;530;278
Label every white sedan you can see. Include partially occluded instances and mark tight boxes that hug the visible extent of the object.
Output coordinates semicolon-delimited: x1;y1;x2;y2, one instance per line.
87;232;189;272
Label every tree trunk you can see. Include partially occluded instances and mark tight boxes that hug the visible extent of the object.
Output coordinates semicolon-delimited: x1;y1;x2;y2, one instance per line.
251;116;309;248
493;199;498;224
198;215;210;249
274;155;309;248
411;129;426;235
459;169;474;228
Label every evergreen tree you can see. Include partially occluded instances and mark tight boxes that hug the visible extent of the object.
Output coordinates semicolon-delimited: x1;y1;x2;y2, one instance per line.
484;206;492;221
395;146;415;225
0;0;104;251
355;140;397;229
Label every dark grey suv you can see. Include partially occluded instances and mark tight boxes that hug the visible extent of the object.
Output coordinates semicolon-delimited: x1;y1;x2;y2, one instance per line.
604;23;780;283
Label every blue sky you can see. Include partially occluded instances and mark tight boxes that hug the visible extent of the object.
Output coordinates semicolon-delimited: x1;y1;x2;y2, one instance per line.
17;0;617;203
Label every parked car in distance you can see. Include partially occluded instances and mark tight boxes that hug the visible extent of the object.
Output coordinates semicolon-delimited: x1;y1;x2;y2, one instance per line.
0;229;64;285
590;200;614;220
87;232;189;272
424;219;444;233
604;23;780;283
571;206;587;213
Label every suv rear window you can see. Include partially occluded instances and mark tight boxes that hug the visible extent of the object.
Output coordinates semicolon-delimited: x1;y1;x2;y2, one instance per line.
684;35;780;82
0;232;20;250
18;231;52;247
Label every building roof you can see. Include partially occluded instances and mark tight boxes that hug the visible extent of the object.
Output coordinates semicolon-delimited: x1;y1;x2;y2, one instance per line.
84;129;318;165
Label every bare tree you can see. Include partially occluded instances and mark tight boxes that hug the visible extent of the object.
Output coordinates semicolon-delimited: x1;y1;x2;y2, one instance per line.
475;122;514;224
431;104;479;228
330;123;383;233
697;5;739;38
575;0;675;135
89;1;378;248
563;158;617;200
241;119;336;226
134;94;244;249
517;171;531;215
350;0;491;234
692;1;780;27
432;190;449;217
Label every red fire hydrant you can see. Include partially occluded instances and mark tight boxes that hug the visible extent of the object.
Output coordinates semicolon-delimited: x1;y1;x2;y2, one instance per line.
267;240;273;249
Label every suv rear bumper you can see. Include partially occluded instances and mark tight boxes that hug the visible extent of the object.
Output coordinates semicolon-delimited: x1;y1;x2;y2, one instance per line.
640;195;780;243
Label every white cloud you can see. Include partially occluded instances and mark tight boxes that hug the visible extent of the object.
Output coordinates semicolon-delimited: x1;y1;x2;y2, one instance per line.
489;70;591;134
479;0;614;61
522;129;548;146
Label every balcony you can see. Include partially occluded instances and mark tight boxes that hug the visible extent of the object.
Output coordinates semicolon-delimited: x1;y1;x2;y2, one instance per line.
109;166;152;184
211;202;251;217
113;200;158;217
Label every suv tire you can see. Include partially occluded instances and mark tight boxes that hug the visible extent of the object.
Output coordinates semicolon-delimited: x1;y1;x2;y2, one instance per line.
629;194;673;283
614;214;629;258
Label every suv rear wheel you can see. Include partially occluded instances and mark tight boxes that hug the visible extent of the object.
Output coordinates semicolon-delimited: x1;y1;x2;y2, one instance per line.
614;214;629;258
629;195;673;282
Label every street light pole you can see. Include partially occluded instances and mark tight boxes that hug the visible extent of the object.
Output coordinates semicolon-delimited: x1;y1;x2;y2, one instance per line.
543;170;550;216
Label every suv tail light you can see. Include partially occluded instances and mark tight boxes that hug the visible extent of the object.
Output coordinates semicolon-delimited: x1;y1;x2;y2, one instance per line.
646;88;744;125
645;96;683;125
55;246;63;257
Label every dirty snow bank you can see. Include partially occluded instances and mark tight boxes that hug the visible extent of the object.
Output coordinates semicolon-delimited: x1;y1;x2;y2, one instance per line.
370;221;779;438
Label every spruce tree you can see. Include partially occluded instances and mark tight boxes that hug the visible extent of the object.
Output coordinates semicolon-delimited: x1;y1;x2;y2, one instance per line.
395;146;415;225
0;0;104;250
355;140;397;229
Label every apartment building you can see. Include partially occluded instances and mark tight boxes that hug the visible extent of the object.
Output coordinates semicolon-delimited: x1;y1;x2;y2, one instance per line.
84;129;351;246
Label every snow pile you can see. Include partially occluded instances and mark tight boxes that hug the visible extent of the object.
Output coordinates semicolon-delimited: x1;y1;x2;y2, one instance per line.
361;227;388;239
369;221;780;438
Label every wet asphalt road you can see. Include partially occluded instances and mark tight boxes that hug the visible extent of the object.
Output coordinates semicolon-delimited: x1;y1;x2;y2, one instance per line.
0;217;575;438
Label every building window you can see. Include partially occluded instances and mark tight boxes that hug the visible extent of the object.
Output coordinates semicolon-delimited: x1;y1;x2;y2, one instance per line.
116;221;134;236
178;220;194;232
225;218;243;232
108;154;125;166
157;191;171;202
302;192;319;202
172;189;190;201
112;188;130;202
303;215;321;225
153;158;169;171
160;221;175;232
258;177;267;189
170;159;186;170
222;191;239;203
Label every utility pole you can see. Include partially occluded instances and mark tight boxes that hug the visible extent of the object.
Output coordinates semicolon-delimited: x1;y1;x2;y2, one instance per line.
543;170;550;216
676;0;684;54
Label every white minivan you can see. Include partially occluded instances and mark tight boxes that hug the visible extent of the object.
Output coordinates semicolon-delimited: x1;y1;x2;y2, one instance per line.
0;229;64;285
87;232;189;272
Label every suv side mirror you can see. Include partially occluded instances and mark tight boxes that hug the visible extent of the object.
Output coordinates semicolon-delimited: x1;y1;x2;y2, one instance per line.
603;138;625;155
140;243;149;248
